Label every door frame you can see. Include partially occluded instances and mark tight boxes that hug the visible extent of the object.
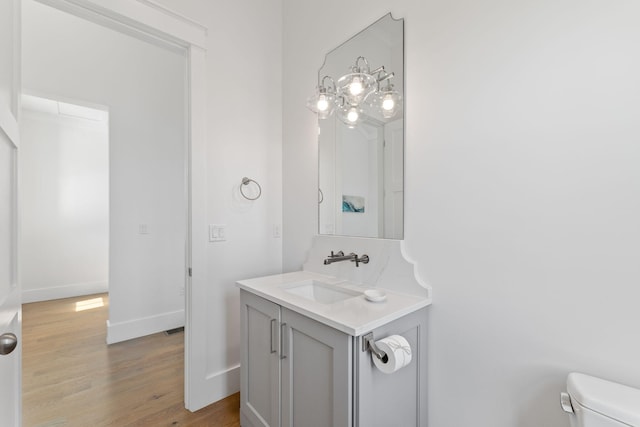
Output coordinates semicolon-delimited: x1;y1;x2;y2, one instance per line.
0;1;22;424
31;0;209;411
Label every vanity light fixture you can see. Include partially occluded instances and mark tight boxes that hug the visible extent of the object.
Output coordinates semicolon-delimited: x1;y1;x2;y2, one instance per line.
306;76;337;119
347;107;359;123
336;99;363;128
368;76;402;119
336;56;379;106
307;56;398;122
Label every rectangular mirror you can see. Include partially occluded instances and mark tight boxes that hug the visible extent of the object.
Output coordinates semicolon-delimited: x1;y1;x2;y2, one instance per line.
313;14;404;239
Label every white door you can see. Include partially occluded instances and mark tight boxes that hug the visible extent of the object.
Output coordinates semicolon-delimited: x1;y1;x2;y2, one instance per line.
0;0;21;425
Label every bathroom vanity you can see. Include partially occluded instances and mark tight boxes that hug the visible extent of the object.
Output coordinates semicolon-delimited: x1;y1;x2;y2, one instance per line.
238;13;430;427
237;237;432;427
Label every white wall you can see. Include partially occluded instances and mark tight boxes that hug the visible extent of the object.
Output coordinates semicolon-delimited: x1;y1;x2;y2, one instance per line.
283;1;640;426
145;0;284;397
22;0;187;342
20;104;109;302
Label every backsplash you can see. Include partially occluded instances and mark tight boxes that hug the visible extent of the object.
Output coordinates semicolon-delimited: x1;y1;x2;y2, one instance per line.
302;235;431;299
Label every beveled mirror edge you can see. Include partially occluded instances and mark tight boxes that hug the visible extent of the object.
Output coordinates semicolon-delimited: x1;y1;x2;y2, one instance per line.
315;13;403;82
316;12;405;240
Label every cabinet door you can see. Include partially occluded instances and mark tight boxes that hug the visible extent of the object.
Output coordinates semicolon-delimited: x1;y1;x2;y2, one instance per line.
240;290;281;427
281;308;352;427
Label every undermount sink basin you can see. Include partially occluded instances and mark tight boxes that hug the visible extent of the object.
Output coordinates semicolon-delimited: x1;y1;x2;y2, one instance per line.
282;280;360;304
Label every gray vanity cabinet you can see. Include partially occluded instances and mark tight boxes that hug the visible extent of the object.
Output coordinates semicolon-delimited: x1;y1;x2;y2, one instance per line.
240;289;427;427
240;290;352;427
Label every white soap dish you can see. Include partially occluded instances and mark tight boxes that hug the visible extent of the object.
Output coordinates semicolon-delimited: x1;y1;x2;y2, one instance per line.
364;289;387;303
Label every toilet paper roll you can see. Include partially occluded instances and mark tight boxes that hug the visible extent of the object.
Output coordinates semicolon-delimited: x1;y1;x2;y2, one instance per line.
372;335;412;374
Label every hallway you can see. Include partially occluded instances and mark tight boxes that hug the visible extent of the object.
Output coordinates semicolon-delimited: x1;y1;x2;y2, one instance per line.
22;294;240;426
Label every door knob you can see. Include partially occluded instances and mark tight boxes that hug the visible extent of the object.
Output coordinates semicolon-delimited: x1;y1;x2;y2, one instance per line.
0;333;17;355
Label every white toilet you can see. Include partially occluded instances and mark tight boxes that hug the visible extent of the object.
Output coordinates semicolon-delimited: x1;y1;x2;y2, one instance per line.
561;372;640;426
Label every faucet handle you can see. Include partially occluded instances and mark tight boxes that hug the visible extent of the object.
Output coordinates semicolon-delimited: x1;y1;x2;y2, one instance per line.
329;250;344;258
352;254;369;267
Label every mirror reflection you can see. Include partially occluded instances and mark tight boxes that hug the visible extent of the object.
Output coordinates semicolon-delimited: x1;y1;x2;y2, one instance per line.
310;14;404;239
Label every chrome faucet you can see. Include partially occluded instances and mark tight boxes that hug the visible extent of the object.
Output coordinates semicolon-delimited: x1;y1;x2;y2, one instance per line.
324;251;370;267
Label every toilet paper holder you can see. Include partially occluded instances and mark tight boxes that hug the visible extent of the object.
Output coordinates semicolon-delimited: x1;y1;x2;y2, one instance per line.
363;332;388;363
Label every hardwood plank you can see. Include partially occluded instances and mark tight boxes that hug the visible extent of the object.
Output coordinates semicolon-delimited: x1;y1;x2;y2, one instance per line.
22;294;240;427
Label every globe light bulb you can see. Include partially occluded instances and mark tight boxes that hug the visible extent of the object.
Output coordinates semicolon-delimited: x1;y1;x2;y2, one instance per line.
347;107;359;123
382;94;395;111
316;95;329;112
349;77;363;96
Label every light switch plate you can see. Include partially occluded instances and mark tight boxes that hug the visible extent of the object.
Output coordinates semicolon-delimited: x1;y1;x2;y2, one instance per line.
209;224;227;242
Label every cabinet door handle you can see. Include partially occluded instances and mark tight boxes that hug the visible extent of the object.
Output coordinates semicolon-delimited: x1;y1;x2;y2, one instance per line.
270;318;277;354
280;323;287;359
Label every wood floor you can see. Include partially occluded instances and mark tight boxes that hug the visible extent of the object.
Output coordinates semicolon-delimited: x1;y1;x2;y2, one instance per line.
22;294;241;427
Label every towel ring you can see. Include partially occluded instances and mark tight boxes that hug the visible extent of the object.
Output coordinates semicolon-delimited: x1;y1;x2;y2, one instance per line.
240;177;262;200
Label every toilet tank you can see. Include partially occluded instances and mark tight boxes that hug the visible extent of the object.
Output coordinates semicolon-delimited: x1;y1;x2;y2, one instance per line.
563;373;640;427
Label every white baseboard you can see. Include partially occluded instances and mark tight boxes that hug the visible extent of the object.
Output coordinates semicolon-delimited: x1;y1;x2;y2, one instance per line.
22;281;108;303
106;309;185;344
187;364;240;412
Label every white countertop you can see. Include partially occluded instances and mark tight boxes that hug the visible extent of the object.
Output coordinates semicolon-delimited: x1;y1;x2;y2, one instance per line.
236;270;431;336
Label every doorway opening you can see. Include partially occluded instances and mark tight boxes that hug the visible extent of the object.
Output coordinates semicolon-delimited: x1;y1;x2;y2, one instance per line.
20;93;110;305
18;0;210;413
19;0;195;420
